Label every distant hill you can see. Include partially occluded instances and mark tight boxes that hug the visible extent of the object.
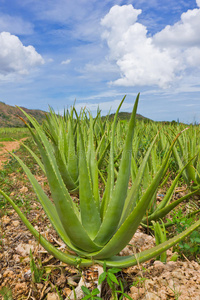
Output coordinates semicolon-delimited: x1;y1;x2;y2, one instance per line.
0;101;151;127
104;111;151;122
0;101;47;127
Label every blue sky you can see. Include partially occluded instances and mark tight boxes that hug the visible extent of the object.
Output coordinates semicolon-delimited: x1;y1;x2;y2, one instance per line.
0;0;200;123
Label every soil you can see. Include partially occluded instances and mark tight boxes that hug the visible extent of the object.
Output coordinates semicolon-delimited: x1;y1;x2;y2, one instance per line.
0;141;200;299
1;207;200;300
0;139;26;169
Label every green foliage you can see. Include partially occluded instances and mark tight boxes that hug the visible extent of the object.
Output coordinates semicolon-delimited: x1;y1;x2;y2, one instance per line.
0;127;30;141
171;126;200;192
97;262;132;300
81;286;102;300
1;94;200;269
152;220;167;263
0;287;13;300
30;249;44;283
170;209;200;258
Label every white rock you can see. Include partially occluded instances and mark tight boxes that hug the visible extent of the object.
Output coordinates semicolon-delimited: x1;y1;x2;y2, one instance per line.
47;293;59;300
144;292;160;300
15;243;34;257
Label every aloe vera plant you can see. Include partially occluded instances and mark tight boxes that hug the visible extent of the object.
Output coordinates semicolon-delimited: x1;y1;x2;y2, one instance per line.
171;126;200;192
43;106;79;193
42;105;111;192
1;94;200;268
141;155;200;226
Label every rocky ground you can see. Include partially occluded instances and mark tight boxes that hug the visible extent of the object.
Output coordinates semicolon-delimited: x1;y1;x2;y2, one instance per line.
0;141;200;299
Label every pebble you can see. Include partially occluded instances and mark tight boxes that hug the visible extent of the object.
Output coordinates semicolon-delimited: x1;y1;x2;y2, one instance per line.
47;292;60;300
12;220;20;227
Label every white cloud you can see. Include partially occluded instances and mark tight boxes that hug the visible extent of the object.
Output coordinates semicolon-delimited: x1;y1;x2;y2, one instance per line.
0;32;44;78
154;7;200;47
101;4;200;89
61;59;71;65
0;14;34;35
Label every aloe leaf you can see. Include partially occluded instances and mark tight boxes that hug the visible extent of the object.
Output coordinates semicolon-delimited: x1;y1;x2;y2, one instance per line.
153;221;167;263
19;109;78;192
119;132;159;225
67;117;78;182
142;189;199;224
130;156;138;183
17;107;101;252
95;94;139;245
21;142;46;174
78;114;101;239
8;152;89;256
0;189;93;267
2;187;199;268
91;132;182;258
100;95;126;219
155;155;197;212
54;147;78;192
97;133;110;169
95;219;200;267
87;115;99;204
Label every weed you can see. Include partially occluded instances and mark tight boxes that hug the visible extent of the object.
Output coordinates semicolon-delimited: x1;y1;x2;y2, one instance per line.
81;286;102;300
167;279;182;300
30;249;44;283
98;262;132;300
169;209;200;259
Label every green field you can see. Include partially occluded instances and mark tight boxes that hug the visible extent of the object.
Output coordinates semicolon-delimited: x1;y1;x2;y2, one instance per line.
0;98;200;299
0;127;31;141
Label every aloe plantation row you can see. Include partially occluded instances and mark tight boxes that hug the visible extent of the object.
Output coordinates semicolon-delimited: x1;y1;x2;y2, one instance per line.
1;94;200;268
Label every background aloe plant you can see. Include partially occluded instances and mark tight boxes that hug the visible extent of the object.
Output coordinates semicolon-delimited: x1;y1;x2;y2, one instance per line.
171;125;200;192
0;93;200;268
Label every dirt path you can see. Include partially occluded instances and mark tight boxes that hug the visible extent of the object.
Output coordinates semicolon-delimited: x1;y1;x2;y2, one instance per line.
0;139;26;169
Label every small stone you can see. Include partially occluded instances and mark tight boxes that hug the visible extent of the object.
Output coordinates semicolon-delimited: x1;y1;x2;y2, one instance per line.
24;270;32;280
2;215;11;225
13;254;20;263
47;292;60;300
130;286;138;294
144;292;160;300
165;261;177;272
19;186;28;193
36;283;44;290
12;220;20;227
14;282;27;294
3;270;14;278
154;260;165;270
15;243;34;257
56;273;66;286
63;287;72;297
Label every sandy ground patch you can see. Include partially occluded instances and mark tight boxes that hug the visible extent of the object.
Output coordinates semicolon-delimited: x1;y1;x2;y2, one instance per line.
0;139;27;169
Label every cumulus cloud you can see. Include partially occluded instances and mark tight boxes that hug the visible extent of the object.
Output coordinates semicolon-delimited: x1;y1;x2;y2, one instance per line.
0;32;44;77
154;6;200;47
101;3;200;88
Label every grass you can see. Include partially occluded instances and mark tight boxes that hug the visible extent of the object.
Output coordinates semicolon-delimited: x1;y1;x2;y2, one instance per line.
0;127;31;141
